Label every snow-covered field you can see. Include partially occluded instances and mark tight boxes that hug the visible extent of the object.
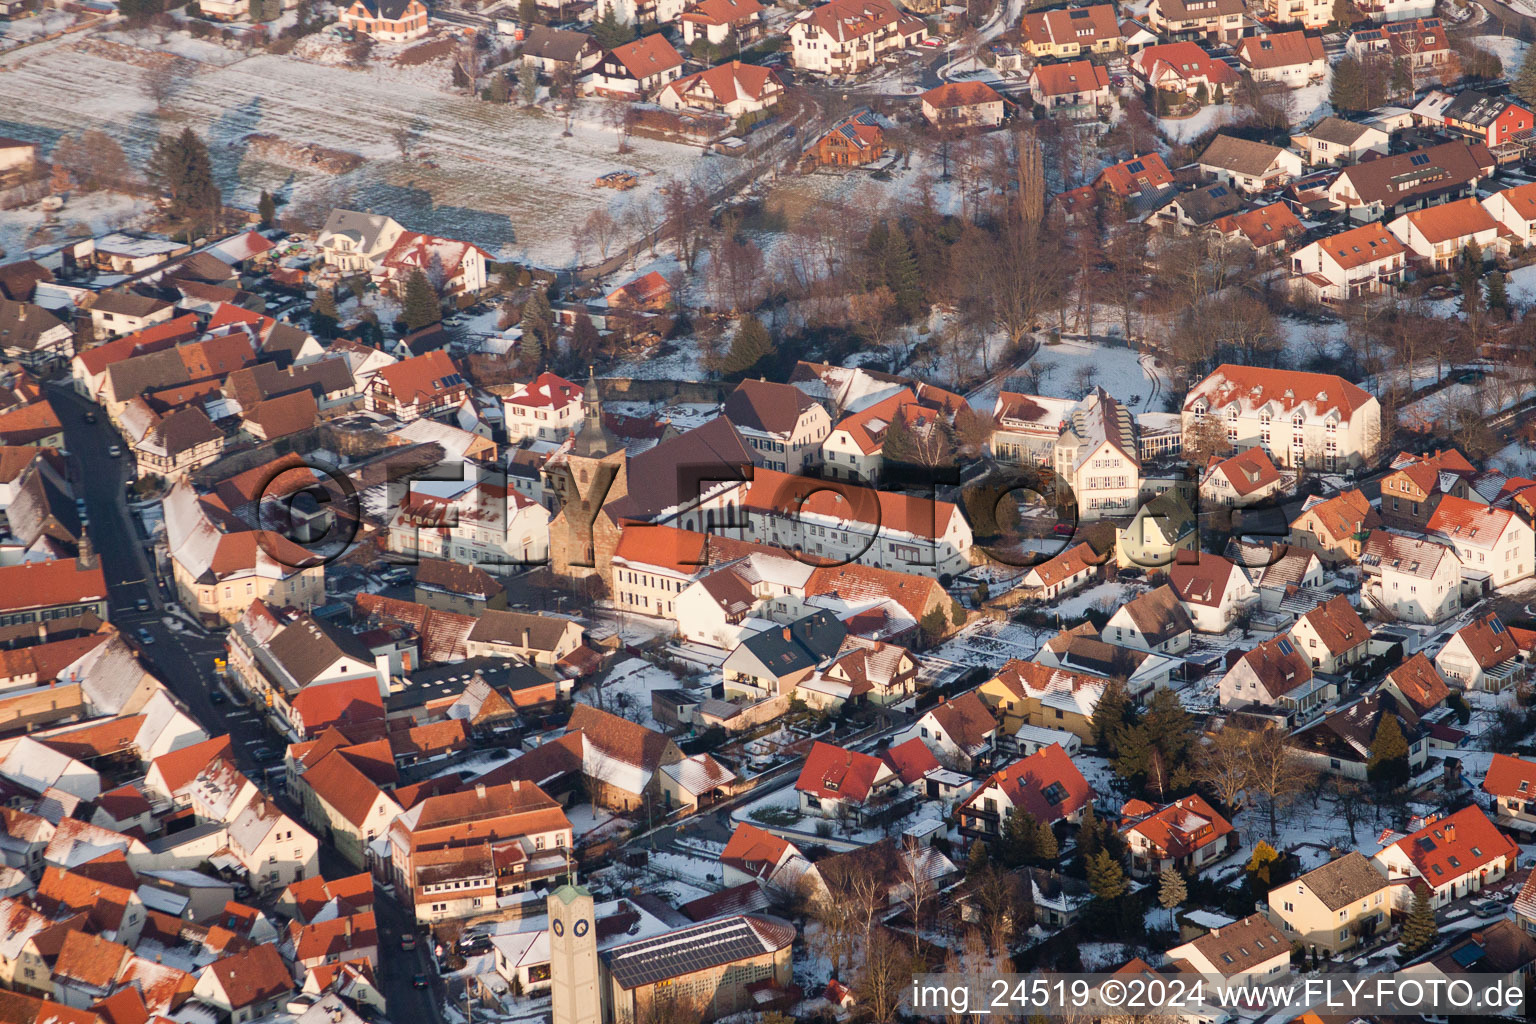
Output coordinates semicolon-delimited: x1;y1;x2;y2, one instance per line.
0;30;714;265
970;336;1170;415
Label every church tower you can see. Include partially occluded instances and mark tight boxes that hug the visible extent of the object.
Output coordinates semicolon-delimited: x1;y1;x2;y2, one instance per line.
548;884;600;1024
549;371;628;580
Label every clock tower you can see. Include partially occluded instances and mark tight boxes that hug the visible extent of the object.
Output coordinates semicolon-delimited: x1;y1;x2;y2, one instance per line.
548;884;600;1024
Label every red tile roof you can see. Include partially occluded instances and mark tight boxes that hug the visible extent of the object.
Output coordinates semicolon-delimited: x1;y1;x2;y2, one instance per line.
1400;195;1501;244
1315;222;1406;270
966;743;1089;824
0;558;105;614
795;741;890;803
1212;202;1304;251
1384;805;1518;887
1384;653;1450;714
374;350;462;405
921;80;1005;107
720;822;793;879
1483;753;1536;801
204;945;293;1010
1237;30;1324;69
1187;364;1375;420
290;677;384;738
607;33;683;79
150;735;234;796
1094;151;1175;197
1021;4;1118;46
1028;59;1109;98
881;736;939;784
1120;794;1234;860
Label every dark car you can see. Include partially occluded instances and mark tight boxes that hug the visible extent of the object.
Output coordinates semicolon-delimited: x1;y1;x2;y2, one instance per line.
401;934;418;952
210;691;227;706
457;933;492;955
136;598;150;612
135;628;155;646
83;411;97;424
412;975;429;989
250;746;276;763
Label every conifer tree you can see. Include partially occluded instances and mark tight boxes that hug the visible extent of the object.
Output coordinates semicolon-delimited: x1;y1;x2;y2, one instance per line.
309;287;338;339
1035;820;1058;861
880;222;923;320
1003;811;1038;867
148;128;221;239
1077;803;1102;861
1367;714;1410;789
402;269;441;330
1400;889;1438;955
720;315;773;379
1093;679;1135;752
1515;42;1536;108
967;839;990;876
1330;56;1366;112
258;189;276;229
1488;271;1510;318
1158;867;1187;930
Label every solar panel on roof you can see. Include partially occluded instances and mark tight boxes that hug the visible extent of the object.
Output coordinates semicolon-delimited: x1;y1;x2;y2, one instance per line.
1452;943;1485;968
1410;153;1430;166
1492;618;1507;634
1127;160;1145;173
1277;638;1294;655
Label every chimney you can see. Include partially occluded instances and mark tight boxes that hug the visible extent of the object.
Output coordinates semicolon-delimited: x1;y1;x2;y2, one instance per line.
16;306;24;322
1445;822;1456;843
475;783;487;799
523;628;532;648
343;916;353;939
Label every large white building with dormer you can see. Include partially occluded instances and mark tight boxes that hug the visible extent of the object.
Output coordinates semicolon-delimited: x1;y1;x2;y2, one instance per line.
1182;365;1382;472
1054;389;1142;521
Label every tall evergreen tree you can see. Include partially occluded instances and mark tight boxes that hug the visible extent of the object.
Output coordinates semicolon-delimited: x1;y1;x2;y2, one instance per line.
309;287;338;339
1077;803;1102;861
1002;811;1039;867
1092;679;1136;752
967;839;990;877
1113;721;1154;784
148;129;221;239
1488;271;1511;318
592;4;633;48
879;222;923;320
521;288;554;353
401;269;441;330
1035;820;1058;861
1400;889;1438;955
720;315;774;379
257;189;276;229
1458;243;1484;318
1158;867;1187;930
569;312;601;364
1367;713;1410;789
1330;56;1367;112
1515;42;1536;108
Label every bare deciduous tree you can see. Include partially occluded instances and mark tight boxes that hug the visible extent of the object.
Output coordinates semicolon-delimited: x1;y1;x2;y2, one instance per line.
1243;724;1316;839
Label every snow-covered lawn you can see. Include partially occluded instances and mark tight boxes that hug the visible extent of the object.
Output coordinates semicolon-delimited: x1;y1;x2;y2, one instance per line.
578;657;690;730
1464;32;1528;68
930;617;1054;669
0;190;153;267
0;32;714;266
970;336;1170;416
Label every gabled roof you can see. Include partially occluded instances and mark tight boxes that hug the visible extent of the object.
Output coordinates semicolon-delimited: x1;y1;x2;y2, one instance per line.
505;371;581;412
1231;634;1313;699
1296;594;1368;656
1117;585;1194;644
1237;30;1323;70
1383;652;1450;714
1021;3;1118;45
881;736;940;784
1120;794;1234;860
1397;195;1501;244
1206;446;1282;496
1189;365;1375;421
1169;552;1242;609
1427;494;1517;549
1199;134;1293;177
1483;753;1536;801
1093;151;1175;197
1176;913;1285;976
606;33;684;79
1380;804;1518;886
1446;612;1519;669
373;350;462;405
795;741;890;803
204;945;293;1009
919;691;996;756
1288;851;1388;910
680;0;763;25
1029;59;1109;98
723;378;820;437
921;80;1005;108
665;61;781;107
967;743;1089;824
1336;141;1494;207
1313;222;1406;271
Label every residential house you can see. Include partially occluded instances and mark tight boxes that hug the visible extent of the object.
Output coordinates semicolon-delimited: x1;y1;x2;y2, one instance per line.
799;635;919;709
520;26;602;76
723;378;831;472
1053;388;1141;520
1020;4;1122;56
1144;0;1245;40
976;659;1106;744
1210;202;1306;255
1115;490;1198;571
1362;531;1461;625
375;231;488;299
0;302;71;375
1435;89;1535;150
788;0;927;76
1326;141;1496;222
1426;497;1535;593
1103;585;1194;654
1219;635;1330;717
86;292;175;342
337;0;426;37
1483;181;1536;250
1130;41;1241;95
1265;0;1331;29
1267;852;1391;954
1436;612;1533;691
990;392;1073;465
1183;365;1382;472
1119;794;1237;878
1379;652;1451;717
891;691;996;771
919;81;1006;128
463;609;584;665
0;558;107;626
956;743;1091;839
794;741;899;822
1026;60;1111;119
679;0;765;45
292;749;403;870
1291;116;1391;167
1379;448;1481;530
1482;753;1536;831
1167;914;1290;980
719;611;846;697
1373;804;1519;907
658;61;784;118
503;372;584;443
1197;135;1305;193
317;210;405;275
813;109;885;167
1236;30;1325;85
1169;551;1257;633
1092;150;1180;219
1289;490;1381;564
387;478;550;568
365;350;467;422
1387;196;1505;270
1290;691;1427;779
191;945;295;1024
1347;18;1450;75
591;34;685;96
1201;447;1285;508
1289;222;1408;304
1018;541;1103;602
1290;594;1370;674
1164;181;1245;231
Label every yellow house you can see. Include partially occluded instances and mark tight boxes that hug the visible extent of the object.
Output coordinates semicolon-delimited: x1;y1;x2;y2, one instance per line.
1288;489;1380;565
976;659;1104;743
1115;491;1197;571
1266;852;1390;954
1021;3;1123;58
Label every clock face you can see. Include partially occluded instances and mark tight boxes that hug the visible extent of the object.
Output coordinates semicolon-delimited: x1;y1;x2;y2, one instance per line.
552;919;565;936
574;919;589;937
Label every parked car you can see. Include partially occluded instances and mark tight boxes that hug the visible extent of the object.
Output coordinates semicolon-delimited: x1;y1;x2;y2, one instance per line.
401;934;418;952
412;975;429;989
457;932;492;955
210;691;227;706
83;411;97;424
107;445;123;458
251;746;276;764
1471;898;1504;918
135;628;155;646
136;597;150;612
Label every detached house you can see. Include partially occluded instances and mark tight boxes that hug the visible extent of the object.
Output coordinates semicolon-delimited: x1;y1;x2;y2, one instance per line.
991;392;1073;465
192;945;295;1024
365;350;466;422
1145;0;1245;40
1380;652;1451;717
1104;585;1194;654
1020;4;1122;57
1265;0;1331;29
376;231;488;299
1236;30;1326;85
1167;914;1290;981
1026;60;1111;119
1436;612;1533;691
1210;202;1305;256
1289;222;1408;305
1387;196;1505;270
338;0;428;39
1380;448;1480;530
1019;541;1103;602
1115;490;1197;571
1361;531;1461;625
1201;447;1285;508
920;81;1006;129
1482;753;1536;831
891;691;996;771
1197;135;1305;193
1119;794;1237;878
722;378;831;472
1266;852;1390;954
1426;496;1535;593
1053;388;1141;520
679;0;765;45
1130;41;1241;96
814;109;885;167
1482;181;1536;249
1220;635;1329;717
1290;690;1427;779
795;741;898;822
1169;552;1256;633
1290;490;1380;564
788;0;927;76
591;34;685;97
1373;805;1518;908
503;372;583;443
956;743;1091;840
1291;594;1370;674
659;61;784;118
1291;116;1391;167
1093;151;1179;219
520;26;602;76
